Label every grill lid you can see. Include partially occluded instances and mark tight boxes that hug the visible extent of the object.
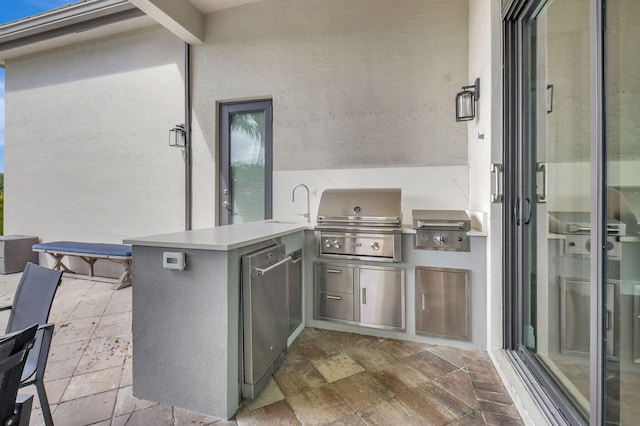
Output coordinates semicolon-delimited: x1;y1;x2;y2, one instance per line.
608;186;640;235
412;210;471;231
316;188;401;226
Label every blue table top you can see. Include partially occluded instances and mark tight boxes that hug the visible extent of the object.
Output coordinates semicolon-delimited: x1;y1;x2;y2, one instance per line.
32;241;132;257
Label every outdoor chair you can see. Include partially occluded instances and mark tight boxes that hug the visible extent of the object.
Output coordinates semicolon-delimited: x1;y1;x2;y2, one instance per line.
0;324;38;426
0;262;63;426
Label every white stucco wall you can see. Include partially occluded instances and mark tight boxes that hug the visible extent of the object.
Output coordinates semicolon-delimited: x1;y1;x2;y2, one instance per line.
5;0;470;239
5;27;187;244
4;0;471;253
190;0;469;227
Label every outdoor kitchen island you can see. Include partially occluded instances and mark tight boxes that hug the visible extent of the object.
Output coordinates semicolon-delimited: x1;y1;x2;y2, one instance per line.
124;221;307;420
125;218;487;420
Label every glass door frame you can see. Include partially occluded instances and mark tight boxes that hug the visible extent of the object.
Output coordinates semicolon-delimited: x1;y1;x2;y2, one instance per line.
502;0;606;424
218;99;273;225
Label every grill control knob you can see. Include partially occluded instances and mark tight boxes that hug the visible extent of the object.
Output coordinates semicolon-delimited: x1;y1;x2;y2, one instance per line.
333;240;343;249
433;234;447;246
371;242;380;251
324;239;333;248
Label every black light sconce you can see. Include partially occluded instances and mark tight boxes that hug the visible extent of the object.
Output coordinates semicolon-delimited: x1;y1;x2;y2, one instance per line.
169;124;186;147
455;78;480;122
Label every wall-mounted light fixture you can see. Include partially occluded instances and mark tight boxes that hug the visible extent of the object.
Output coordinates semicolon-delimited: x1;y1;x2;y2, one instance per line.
169;124;186;147
455;78;480;122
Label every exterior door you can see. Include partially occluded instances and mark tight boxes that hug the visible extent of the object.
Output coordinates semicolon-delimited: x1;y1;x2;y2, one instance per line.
604;1;640;424
523;1;593;418
505;0;640;423
504;0;599;423
219;100;273;225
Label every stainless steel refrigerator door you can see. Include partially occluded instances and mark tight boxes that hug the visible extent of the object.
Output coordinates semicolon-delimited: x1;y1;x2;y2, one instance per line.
242;244;289;398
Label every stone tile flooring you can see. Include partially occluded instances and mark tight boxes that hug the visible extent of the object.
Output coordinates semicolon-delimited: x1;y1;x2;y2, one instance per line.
0;272;523;425
235;328;523;425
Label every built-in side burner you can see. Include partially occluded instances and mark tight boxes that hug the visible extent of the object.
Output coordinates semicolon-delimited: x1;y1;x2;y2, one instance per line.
548;211;624;259
412;210;471;251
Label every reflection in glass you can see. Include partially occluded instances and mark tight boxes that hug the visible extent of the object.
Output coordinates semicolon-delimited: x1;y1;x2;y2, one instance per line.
230;112;266;224
522;0;592;418
605;1;640;423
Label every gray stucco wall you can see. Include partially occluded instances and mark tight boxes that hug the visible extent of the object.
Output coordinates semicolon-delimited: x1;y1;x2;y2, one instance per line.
5;26;187;243
132;245;238;419
192;0;469;171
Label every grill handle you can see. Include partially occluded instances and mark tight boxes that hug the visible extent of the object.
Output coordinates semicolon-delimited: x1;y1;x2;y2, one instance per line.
415;220;468;230
317;217;401;225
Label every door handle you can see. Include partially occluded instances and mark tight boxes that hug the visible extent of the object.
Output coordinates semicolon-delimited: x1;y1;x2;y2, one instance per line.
524;198;533;225
421;293;426;311
223;200;231;211
326;269;342;274
536;162;547;203
362;288;367;305
253;256;291;276
491;163;504;203
326;295;342;300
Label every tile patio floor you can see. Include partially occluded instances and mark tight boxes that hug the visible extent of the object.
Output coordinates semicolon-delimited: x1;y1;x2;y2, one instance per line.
0;272;523;426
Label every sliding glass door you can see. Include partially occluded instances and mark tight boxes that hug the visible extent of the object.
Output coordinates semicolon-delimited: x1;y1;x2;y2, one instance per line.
604;1;640;423
503;0;640;423
518;0;593;419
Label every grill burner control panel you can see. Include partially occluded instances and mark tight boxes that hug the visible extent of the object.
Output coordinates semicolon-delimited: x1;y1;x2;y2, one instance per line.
412;210;471;252
320;233;396;260
416;230;469;251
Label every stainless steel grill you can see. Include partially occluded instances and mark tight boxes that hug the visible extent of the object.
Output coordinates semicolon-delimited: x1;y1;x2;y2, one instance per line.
609;186;640;236
412;210;471;251
548;211;624;259
315;188;402;262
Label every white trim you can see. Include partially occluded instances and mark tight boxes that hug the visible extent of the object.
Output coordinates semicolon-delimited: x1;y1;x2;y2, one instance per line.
0;0;145;63
129;0;205;44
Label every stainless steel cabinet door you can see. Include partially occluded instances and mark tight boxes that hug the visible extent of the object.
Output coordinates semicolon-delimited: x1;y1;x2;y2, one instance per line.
560;278;617;359
359;267;405;330
416;267;471;340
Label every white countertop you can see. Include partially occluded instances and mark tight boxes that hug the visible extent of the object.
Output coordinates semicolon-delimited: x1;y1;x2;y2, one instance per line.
124;221;312;251
125;219;488;252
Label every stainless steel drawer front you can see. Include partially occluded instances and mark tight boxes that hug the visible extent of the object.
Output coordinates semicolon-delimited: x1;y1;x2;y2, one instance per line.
316;291;354;321
315;264;354;294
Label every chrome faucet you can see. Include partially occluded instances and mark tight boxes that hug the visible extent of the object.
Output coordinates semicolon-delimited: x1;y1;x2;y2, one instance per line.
291;183;310;223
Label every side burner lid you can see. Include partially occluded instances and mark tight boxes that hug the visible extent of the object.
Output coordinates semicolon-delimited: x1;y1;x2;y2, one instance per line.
412;210;471;231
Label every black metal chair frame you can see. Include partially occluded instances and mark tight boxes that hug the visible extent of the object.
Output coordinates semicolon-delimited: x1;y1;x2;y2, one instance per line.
0;324;38;426
0;262;63;426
